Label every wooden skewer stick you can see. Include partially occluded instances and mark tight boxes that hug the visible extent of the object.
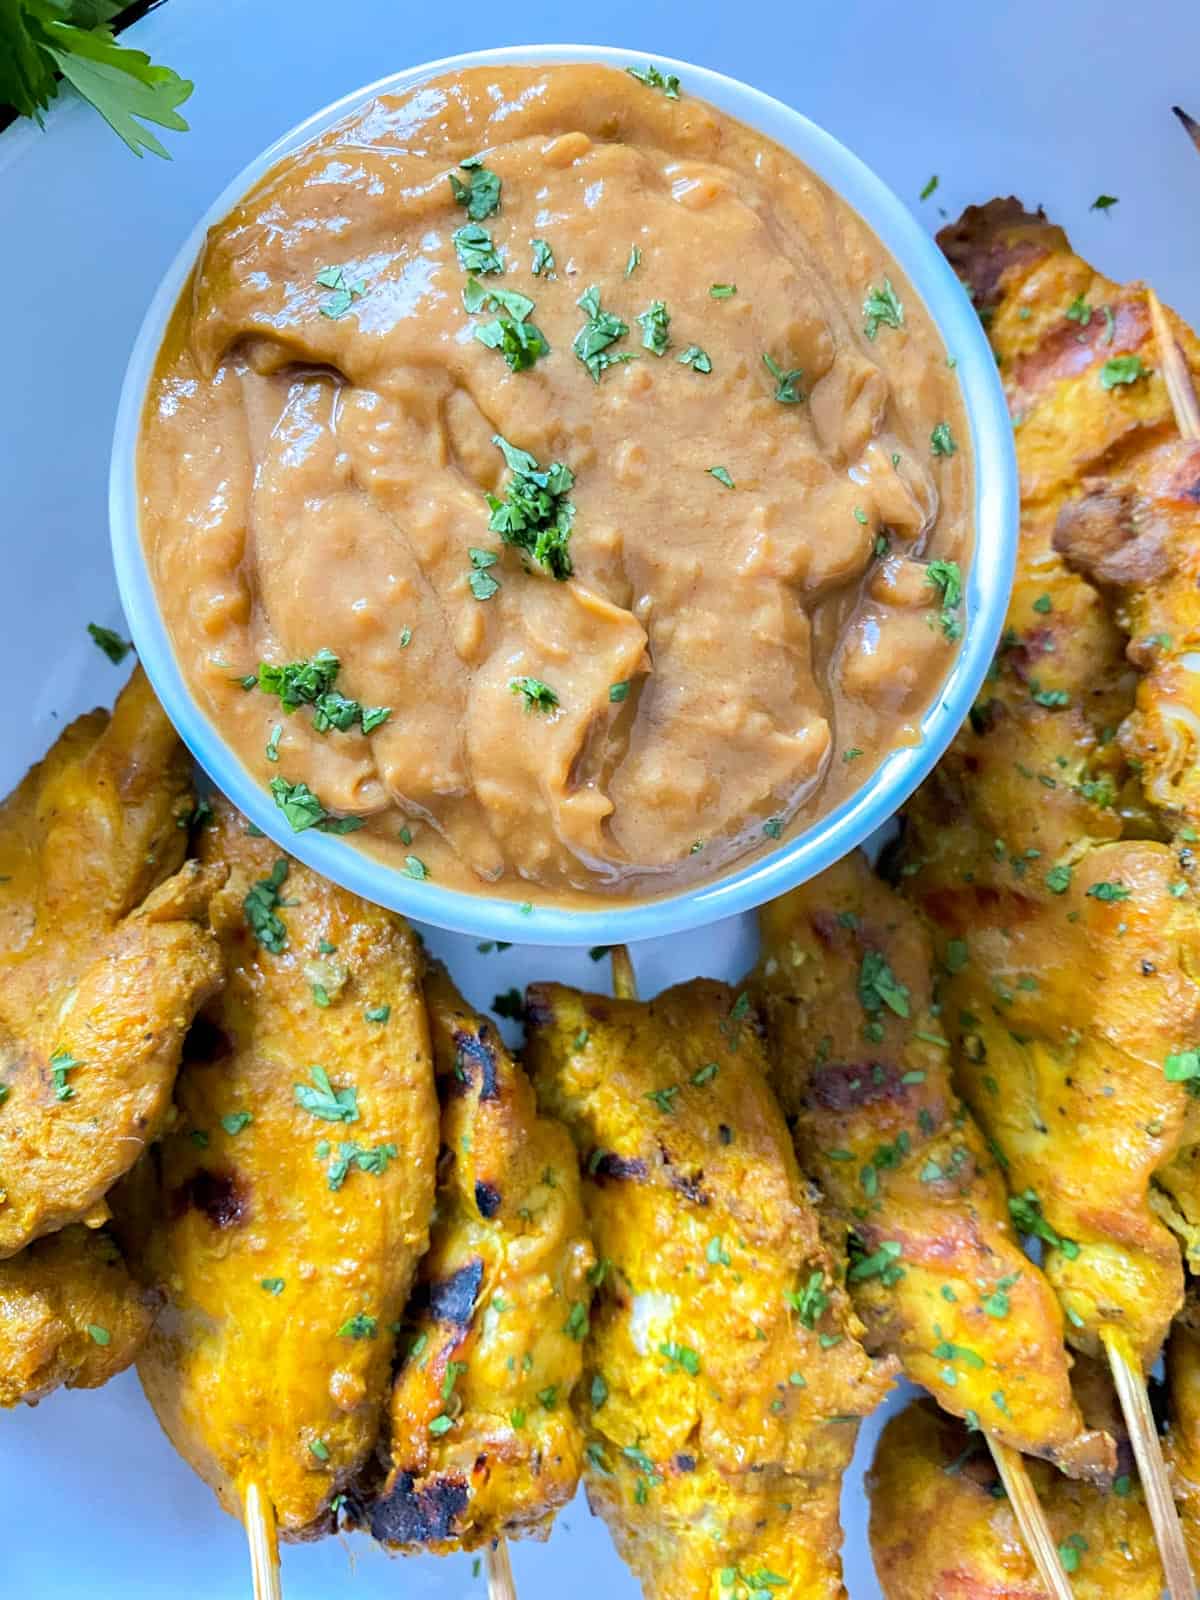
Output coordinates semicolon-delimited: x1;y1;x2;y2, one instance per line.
608;948;1076;1597
1148;287;1200;441
243;1481;282;1600
986;1439;1076;1600
486;1538;518;1600
1103;1326;1195;1600
1174;105;1200;158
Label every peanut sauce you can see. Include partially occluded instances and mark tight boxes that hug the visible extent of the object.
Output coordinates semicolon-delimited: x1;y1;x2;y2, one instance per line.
139;63;972;907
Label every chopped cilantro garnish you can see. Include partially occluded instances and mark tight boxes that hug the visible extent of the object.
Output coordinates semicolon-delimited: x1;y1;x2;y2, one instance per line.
463;277;534;320
1164;1049;1200;1084
337;1312;378;1340
708;465;735;489
468;546;501;601
309;1438;331;1462
1086;881;1130;902
1008;1189;1080;1258
86;1324;111;1346
863;278;904;339
220;1111;252;1136
763;352;804;403
636;299;671;355
574;286;634;381
786;1270;829;1328
677;344;712;372
402;855;429;880
324;1139;398;1191
1100;355;1145;389
270;777;363;835
920;174;939;200
260;1278;285;1295
453;223;503;275
625;244;642;277
449;160;501;220
709;284;736;298
925;559;964;640
847;1240;904;1285
1045;863;1072;894
510;676;559;713
930;421;957;456
49;1049;80;1101
530;238;555;276
474;314;550;371
609;681;631;702
294;1065;359;1124
486;434;576;579
364;1005;391;1024
659;1340;701;1375
858;950;911;1019
564;1302;590;1340
1066;295;1092;326
1091;194;1118;212
243;858;290;954
316;265;365;319
626;64;681;98
87;622;132;664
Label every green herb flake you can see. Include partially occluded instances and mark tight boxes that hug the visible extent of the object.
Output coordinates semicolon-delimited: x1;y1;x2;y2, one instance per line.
930;422;957;456
309;1438;331;1462
402;855;429;881
626;64;681;98
243;858;290;954
1008;1189;1080;1259
49;1049;80;1102
574;286;634;381
453;223;503;275
659;1340;701;1375
87;622;132;664
1086;881;1130;902
269;776;363;836
863;278;904;340
858;950;911;1020
531;238;555;276
338;1311;378;1341
449;161;501;220
510;676;559;713
294;1065;359;1124
708;465;735;489
364;1005;390;1024
220;1111;252;1136
763;352;805;403
1091;194;1119;212
636;299;671;356
625;243;642;277
86;1323;111;1346
677;344;712;373
709;283;736;298
1100;354;1145;390
920;174;939;201
486;434;576;579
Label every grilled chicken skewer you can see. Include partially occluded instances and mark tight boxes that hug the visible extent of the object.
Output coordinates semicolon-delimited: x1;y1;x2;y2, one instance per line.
116;796;439;1590
868;1365;1162;1598
0;1225;155;1407
900;199;1200;1599
524;949;894;1600
0;665;225;1253
349;962;594;1560
751;852;1119;1597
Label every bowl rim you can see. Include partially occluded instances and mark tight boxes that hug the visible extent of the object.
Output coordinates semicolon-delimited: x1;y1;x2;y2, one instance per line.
110;41;1017;948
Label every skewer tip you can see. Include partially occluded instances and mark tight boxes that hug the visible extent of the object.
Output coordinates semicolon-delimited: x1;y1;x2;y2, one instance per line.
986;1437;1077;1600
486;1538;518;1600
1103;1327;1196;1600
1145;286;1200;442
243;1481;282;1600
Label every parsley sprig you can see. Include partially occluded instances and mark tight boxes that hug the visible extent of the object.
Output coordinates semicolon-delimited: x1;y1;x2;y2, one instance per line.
4;1;192;157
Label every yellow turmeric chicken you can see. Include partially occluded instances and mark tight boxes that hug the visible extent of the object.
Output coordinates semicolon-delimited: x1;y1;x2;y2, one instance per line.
125;797;438;1539
354;964;594;1551
752;851;1111;1480
901;201;1200;1373
0;666;225;1254
524;975;895;1600
868;1370;1162;1599
0;1225;155;1407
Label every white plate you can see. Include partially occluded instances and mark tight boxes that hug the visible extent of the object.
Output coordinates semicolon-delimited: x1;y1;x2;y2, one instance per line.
3;1;1199;1596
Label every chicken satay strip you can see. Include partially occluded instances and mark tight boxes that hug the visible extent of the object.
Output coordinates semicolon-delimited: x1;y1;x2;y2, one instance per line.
868;1370;1162;1600
752;852;1112;1480
901;202;1200;1370
1167;1292;1200;1571
1055;437;1200;833
125;796;438;1540
0;667;225;1253
0;1225;156;1407
525;977;895;1600
353;963;594;1552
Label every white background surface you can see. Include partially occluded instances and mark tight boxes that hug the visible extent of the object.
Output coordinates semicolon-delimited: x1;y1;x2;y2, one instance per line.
3;1;1199;1595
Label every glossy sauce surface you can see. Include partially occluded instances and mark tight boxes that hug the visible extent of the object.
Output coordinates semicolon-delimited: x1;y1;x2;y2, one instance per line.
139;63;972;906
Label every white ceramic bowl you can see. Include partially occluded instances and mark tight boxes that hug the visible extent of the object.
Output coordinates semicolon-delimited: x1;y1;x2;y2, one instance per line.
110;43;1017;946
